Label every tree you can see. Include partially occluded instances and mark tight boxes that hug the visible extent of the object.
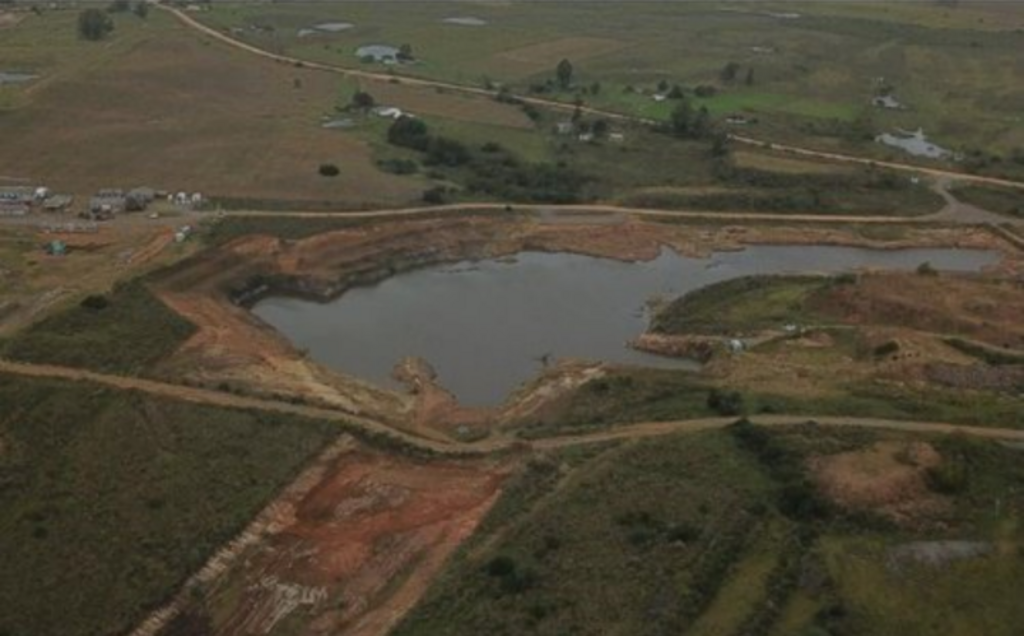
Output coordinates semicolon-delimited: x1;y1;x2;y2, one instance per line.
318;163;340;177
556;58;573;90
720;61;741;83
590;81;601;96
592;119;610;138
397;43;414;61
667;84;685;99
387;116;430;151
351;90;375;110
710;132;730;158
133;1;149;19
78;8;114;41
107;0;129;13
745;67;755;86
670;98;694;137
657;79;669;93
692;106;712;138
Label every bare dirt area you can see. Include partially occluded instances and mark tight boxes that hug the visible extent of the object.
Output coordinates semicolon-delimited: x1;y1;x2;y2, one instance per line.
0;218;198;336
149;214;1020;438
162;443;511;636
0;12;22;29
0;18;422;207
810;441;952;527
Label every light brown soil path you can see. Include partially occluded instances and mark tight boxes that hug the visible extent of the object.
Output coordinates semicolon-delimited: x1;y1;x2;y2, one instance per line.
160;4;1024;195
224;202;962;226
3;359;1023;453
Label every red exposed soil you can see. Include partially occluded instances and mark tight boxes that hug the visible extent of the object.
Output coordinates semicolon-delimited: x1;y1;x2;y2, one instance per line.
206;448;510;636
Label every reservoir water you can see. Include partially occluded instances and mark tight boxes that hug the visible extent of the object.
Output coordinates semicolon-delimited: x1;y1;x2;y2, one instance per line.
253;245;998;406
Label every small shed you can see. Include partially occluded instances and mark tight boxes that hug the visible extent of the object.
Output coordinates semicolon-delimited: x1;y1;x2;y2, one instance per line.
45;240;67;256
555;121;574;135
42;194;73;212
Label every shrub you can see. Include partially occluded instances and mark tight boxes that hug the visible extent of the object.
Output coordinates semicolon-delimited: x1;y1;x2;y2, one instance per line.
377;158;418;175
707;389;745;416
79;294;109;311
318;163;340;177
422;186;449;205
387;116;431;151
873;340;900;358
78;8;114;40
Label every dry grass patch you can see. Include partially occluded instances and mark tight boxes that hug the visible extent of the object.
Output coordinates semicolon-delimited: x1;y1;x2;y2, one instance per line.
496;36;626;72
368;81;534;129
0;15;422;206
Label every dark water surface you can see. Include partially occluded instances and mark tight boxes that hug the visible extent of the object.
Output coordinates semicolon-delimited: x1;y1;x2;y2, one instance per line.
254;246;998;406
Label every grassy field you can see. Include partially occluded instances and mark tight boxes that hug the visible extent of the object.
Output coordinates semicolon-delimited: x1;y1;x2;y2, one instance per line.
2;279;196;375
0;373;339;636
952;184;1024;219
197;1;1024;171
652;275;833;335
0;6;953;214
395;424;1024;636
0;9;425;206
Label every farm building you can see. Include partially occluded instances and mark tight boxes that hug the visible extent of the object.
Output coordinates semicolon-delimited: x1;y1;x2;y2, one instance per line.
0;187;34;205
372;106;406;120
0;202;29;217
126;187;156;212
90;189;127;216
45;240;67;256
42;194;73;212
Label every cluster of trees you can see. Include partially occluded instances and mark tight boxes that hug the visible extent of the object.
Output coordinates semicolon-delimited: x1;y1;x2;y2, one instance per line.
78;0;147;40
729;419;831;521
78;9;114;40
385;117;591;203
720;61;755;86
668;97;714;139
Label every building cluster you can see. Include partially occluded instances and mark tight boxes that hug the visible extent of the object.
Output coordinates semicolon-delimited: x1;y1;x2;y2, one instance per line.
0;185;205;221
0;186;73;217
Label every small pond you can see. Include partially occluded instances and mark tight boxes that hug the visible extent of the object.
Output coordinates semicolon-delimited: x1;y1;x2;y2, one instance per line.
442;17;487;26
876;128;953;160
0;71;37;85
356;44;399;62
254;245;998;406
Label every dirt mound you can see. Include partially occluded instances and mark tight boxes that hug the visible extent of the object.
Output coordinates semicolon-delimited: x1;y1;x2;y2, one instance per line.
810;441;950;526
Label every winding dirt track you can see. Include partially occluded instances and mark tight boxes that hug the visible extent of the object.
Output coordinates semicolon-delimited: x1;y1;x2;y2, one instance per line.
226;201;930;224
160;5;1024;194
3;359;1023;451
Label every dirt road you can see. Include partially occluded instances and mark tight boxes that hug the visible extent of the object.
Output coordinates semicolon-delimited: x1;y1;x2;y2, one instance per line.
161;5;1024;195
224;200;1024;229
4;359;1023;452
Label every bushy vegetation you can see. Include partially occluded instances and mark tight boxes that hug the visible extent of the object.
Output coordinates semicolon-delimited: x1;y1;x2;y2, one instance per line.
652;275;832;336
943;337;1024;366
387;117;590;203
513;369;717;438
2;280;196;375
399;424;1024;636
0;374;338;636
952;184;1024;219
77;8;114;41
393;432;774;636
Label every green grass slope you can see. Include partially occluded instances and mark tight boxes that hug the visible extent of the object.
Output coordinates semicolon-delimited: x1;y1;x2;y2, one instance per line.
0;374;338;636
